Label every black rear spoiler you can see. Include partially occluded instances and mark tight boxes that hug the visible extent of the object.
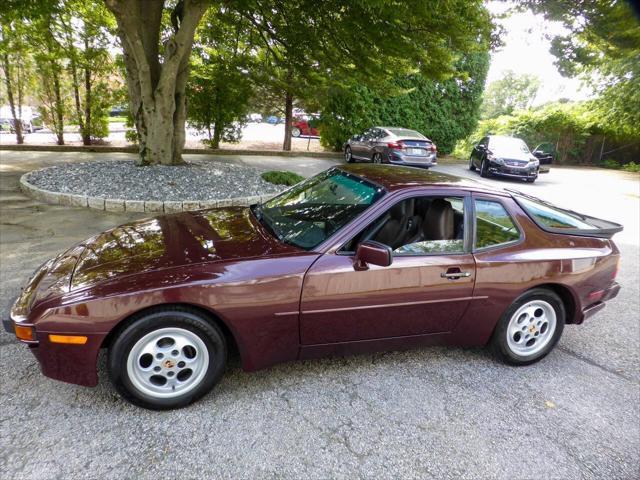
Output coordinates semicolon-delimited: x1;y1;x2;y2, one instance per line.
508;190;624;239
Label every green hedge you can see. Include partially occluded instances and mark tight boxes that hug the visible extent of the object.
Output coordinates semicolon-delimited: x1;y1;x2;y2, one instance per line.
319;52;489;154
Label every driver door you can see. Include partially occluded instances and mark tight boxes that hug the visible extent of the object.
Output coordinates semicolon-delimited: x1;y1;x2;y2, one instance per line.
299;194;476;344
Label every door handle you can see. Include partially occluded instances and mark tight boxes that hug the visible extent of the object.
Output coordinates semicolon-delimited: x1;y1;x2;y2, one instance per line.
441;271;471;279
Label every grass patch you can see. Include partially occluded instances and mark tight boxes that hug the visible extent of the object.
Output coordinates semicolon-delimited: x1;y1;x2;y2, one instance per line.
108;116;127;123
261;170;305;186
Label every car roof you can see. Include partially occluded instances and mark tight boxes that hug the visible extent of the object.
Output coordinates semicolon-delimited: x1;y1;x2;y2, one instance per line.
337;164;508;196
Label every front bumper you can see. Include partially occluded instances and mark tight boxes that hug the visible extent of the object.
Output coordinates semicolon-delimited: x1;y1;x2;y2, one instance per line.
488;162;538;179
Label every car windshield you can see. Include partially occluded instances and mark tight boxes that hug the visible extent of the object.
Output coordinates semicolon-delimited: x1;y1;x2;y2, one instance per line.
387;128;426;139
252;169;385;250
490;137;531;156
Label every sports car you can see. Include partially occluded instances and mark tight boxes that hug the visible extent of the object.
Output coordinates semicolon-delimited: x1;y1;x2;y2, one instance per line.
4;165;622;409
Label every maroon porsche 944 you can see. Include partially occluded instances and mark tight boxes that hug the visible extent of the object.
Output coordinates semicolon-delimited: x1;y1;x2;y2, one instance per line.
5;165;622;409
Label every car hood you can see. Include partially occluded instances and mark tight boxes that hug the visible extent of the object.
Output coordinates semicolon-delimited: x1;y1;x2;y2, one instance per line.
494;150;534;162
69;207;298;290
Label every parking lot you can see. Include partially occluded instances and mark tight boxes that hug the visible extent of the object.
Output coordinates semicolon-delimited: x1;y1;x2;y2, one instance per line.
1;151;638;479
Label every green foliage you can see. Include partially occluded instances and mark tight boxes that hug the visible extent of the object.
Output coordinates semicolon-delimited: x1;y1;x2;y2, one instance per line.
622;162;640;173
261;171;305;186
481;70;541;119
320;51;490;153
601;159;621;170
233;0;494;149
187;9;253;149
452;101;640;165
522;0;640;136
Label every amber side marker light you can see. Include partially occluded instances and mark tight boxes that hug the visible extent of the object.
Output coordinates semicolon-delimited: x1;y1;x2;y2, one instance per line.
15;325;36;342
48;334;88;345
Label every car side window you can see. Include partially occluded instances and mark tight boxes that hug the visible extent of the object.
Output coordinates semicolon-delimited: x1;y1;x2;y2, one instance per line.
342;196;466;255
474;199;520;249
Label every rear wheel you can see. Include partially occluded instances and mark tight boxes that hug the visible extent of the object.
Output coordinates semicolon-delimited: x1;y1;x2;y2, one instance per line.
291;127;301;137
108;307;227;410
469;155;476;171
491;288;565;365
345;146;354;163
372;152;382;164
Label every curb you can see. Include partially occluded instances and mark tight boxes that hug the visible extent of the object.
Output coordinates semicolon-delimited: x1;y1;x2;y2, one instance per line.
1;143;343;159
19;170;281;214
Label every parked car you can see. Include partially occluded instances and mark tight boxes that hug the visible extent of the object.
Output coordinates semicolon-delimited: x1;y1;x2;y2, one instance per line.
344;127;437;168
291;117;319;137
4;165;622;409
247;113;263;123
265;115;284;125
469;135;544;182
0;106;41;133
531;142;555;173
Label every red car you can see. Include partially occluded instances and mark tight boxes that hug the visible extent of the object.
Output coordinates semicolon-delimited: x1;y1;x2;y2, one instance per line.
5;165;622;409
291;118;319;137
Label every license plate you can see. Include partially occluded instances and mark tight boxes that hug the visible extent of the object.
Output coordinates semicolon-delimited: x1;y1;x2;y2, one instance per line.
407;148;426;156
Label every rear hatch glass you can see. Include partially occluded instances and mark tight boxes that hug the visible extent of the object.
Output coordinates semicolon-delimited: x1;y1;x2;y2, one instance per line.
511;191;623;238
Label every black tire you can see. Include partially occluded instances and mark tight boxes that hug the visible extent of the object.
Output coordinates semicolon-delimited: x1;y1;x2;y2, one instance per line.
526;177;536;183
490;288;565;366
372;152;382;164
108;306;227;410
291;127;301;137
469;155;476;171
480;158;490;178
345;146;354;163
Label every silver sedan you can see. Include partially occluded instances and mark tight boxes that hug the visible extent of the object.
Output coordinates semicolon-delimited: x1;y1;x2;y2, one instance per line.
344;127;437;168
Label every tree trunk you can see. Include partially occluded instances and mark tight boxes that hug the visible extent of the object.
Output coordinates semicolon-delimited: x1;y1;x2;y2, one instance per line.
282;90;293;151
1;51;24;144
52;64;65;145
63;17;86;143
105;0;207;166
212;120;222;149
83;54;92;145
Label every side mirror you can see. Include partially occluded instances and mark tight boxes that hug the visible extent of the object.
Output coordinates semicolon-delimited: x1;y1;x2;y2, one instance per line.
477;144;486;150
354;241;393;271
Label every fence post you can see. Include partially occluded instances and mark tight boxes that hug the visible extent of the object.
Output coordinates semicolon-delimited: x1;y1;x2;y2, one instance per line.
599;135;606;163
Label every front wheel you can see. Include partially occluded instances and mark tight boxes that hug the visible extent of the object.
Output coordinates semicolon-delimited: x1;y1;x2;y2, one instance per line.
491;288;565;365
291;127;301;137
480;158;490;178
372;152;382;164
469;156;476;171
108;307;227;410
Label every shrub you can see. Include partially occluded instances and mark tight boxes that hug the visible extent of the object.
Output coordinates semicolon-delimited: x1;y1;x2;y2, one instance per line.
261;171;305;186
601;159;621;169
621;161;640;173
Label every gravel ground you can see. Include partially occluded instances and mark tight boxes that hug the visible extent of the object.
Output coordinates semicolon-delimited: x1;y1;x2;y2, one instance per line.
25;160;284;201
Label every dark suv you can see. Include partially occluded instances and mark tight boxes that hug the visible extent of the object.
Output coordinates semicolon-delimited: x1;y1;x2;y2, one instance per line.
469;135;542;183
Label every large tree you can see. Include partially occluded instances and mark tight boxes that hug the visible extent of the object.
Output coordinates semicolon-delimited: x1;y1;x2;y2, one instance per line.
522;0;640;135
232;0;493;151
481;70;541;119
104;0;209;165
104;0;491;163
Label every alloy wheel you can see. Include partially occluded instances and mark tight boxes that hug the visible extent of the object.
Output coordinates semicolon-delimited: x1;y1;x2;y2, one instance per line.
505;300;557;357
126;327;210;399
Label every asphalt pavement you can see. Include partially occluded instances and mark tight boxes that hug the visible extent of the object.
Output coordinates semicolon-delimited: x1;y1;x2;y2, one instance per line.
1;150;638;479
